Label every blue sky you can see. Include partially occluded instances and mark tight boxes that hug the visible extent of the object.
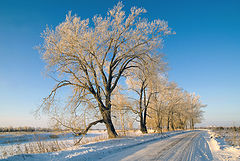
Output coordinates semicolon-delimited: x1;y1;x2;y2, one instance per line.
0;0;239;127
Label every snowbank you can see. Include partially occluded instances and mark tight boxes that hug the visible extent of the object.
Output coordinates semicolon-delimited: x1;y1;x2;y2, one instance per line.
207;130;240;161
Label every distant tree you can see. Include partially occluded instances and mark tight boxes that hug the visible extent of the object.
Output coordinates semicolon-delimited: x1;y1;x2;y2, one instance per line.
39;2;172;138
126;57;164;133
112;90;131;133
146;77;206;132
187;93;205;129
147;77;168;133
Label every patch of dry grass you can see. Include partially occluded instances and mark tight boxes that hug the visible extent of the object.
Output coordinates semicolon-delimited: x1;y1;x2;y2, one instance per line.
1;139;71;159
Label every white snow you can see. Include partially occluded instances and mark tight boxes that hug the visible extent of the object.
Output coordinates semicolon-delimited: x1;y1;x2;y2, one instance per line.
0;131;105;159
206;130;240;161
100;131;213;161
0;130;187;161
1;130;239;161
0;131;103;146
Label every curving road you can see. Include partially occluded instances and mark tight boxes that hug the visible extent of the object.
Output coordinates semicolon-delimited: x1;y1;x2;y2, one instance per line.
101;131;213;161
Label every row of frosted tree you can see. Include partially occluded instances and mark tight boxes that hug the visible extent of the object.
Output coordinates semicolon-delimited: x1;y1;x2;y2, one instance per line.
112;77;205;134
38;2;205;139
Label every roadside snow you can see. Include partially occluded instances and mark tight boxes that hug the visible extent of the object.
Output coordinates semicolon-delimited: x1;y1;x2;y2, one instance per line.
207;130;240;161
0;130;189;161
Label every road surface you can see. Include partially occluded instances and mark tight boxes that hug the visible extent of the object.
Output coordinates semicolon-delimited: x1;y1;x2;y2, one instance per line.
100;131;213;161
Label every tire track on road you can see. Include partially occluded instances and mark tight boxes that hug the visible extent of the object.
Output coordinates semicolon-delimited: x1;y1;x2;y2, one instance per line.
154;132;200;161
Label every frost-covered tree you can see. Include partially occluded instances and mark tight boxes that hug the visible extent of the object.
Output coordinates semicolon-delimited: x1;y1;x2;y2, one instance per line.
187;93;205;129
147;79;206;131
126;57;164;133
147;76;168;132
112;90;132;133
126;68;150;133
39;2;172;138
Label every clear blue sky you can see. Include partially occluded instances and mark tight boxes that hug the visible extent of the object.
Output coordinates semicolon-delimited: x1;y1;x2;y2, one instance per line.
0;0;239;127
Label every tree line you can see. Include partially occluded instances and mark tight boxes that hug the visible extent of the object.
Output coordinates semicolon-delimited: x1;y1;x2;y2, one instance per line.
38;2;206;139
0;126;52;132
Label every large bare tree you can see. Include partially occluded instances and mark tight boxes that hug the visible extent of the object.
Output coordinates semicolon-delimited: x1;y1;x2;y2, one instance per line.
39;2;172;138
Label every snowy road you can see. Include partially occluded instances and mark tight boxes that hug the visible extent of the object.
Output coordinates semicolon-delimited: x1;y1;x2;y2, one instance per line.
100;131;213;161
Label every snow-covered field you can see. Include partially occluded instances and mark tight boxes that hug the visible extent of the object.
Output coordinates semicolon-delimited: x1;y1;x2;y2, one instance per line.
0;130;105;159
1;130;239;161
211;128;240;147
0;131;102;146
207;130;240;161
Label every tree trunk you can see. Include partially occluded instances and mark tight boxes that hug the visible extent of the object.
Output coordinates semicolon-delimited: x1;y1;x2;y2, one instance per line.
101;90;118;138
142;105;148;133
160;117;163;133
140;113;148;133
171;120;175;131
139;83;148;134
140;121;148;133
171;111;175;131
191;118;194;129
167;114;170;131
101;108;118;138
156;121;161;133
156;114;162;133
